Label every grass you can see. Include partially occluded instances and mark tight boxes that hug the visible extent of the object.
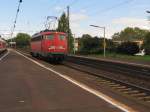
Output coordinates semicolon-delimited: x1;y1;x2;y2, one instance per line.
87;52;150;62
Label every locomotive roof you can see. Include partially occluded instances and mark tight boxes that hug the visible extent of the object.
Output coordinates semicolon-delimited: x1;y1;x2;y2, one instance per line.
0;38;6;42
32;29;66;38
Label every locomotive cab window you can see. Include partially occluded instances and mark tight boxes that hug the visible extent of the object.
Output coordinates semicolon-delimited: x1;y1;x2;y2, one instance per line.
59;35;65;40
47;34;54;40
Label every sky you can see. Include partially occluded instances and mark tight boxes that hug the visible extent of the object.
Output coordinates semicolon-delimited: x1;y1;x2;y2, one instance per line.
0;0;150;39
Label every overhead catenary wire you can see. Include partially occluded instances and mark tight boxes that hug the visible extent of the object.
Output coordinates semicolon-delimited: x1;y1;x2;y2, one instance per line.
10;0;23;38
42;0;77;30
87;0;135;16
57;0;79;18
68;0;78;7
41;0;63;30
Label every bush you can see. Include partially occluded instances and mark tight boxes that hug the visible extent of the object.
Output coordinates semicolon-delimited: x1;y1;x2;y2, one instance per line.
143;32;150;55
15;33;31;48
117;42;140;55
145;47;150;55
79;35;101;54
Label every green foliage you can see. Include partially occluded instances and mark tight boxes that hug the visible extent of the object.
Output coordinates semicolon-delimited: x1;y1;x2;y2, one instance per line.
15;33;31;48
143;32;150;55
79;34;116;54
106;39;116;52
112;27;149;41
68;33;74;53
117;42;140;55
79;34;100;54
7;38;14;43
57;13;68;33
57;12;74;53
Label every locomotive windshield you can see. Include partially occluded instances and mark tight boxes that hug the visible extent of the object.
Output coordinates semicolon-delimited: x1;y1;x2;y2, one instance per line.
47;34;54;40
59;34;66;40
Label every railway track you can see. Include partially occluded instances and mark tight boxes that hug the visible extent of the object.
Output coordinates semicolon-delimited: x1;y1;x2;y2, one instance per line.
16;49;150;103
0;49;7;56
66;55;150;81
63;61;150;103
64;56;150;103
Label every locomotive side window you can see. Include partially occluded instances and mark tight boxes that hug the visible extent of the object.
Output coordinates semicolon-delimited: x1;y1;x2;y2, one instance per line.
47;34;54;40
31;36;41;42
59;35;65;40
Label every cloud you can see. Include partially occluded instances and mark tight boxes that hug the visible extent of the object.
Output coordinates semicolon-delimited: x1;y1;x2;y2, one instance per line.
71;23;113;38
112;17;149;29
70;13;88;22
70;13;89;37
54;6;63;12
80;9;87;13
70;13;115;38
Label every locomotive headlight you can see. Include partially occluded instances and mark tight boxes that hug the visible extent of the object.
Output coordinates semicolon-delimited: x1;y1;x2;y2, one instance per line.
49;46;55;50
58;46;65;49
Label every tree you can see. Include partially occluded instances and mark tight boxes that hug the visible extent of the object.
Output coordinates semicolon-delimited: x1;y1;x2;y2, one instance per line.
112;32;120;40
143;32;150;55
78;34;116;54
79;34;101;54
112;27;149;41
117;42;140;55
57;12;74;53
57;13;68;33
15;33;31;48
105;39;116;52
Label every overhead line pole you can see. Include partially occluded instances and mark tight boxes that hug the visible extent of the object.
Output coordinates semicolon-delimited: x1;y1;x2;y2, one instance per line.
90;25;106;58
67;6;70;53
73;34;76;54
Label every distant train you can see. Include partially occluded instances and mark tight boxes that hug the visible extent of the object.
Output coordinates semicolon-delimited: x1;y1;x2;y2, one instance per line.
0;38;7;53
30;30;68;62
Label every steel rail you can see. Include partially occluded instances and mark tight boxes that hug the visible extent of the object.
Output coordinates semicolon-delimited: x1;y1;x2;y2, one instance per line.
66;56;150;80
63;61;150;97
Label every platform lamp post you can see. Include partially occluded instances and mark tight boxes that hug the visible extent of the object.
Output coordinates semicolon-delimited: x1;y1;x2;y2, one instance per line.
146;10;150;13
90;25;106;58
146;10;150;33
146;10;150;22
72;34;76;54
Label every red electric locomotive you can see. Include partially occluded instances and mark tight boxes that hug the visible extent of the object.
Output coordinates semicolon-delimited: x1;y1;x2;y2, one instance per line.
30;30;68;62
0;38;7;53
